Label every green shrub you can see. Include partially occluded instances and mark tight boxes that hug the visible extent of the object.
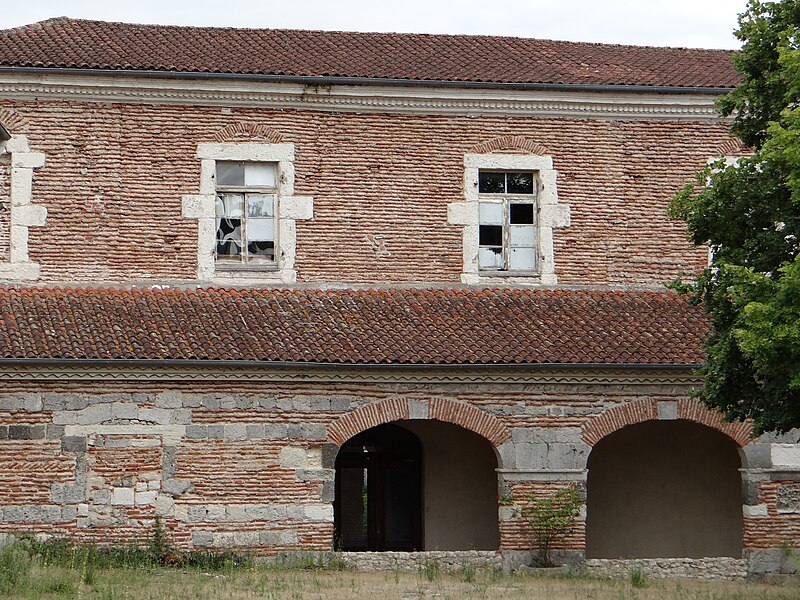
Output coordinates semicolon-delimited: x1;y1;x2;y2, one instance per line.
629;565;647;588
520;486;582;568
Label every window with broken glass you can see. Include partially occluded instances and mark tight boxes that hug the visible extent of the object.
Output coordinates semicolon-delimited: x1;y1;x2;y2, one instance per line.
215;161;277;267
478;171;537;272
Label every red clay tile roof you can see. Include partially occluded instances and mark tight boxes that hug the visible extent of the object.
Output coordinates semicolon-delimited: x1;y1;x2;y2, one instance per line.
0;287;707;365
0;17;738;89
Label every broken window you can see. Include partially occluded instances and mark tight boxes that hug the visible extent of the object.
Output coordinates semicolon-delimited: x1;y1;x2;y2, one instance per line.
478;171;537;271
215;162;277;267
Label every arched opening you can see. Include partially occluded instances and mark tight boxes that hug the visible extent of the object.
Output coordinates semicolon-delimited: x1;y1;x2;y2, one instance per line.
586;420;742;559
334;420;499;551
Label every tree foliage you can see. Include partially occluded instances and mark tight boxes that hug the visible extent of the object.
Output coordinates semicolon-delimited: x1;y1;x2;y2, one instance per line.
669;0;800;433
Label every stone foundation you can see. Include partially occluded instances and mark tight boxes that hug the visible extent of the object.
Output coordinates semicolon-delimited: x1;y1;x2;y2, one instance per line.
335;551;502;572
584;558;749;581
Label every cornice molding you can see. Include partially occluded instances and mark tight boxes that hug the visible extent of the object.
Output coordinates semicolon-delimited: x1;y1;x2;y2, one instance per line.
0;362;701;386
0;73;726;121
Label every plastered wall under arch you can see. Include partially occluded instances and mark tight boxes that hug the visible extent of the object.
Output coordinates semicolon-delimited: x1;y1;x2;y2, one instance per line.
397;420;500;551
585;420;743;559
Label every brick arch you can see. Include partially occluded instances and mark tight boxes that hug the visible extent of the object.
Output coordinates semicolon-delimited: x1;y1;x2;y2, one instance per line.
327;398;511;448
0;108;30;136
717;138;750;157
212;122;284;143
581;398;752;447
470;135;550;156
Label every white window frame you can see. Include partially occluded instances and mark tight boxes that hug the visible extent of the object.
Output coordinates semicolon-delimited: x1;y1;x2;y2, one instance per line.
182;143;313;284
0;132;46;281
448;154;569;286
477;171;539;273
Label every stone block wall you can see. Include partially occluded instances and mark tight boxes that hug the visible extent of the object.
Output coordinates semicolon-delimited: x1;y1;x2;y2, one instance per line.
0;372;797;578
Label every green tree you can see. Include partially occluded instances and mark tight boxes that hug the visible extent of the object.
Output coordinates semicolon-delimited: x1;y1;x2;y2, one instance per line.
669;0;800;434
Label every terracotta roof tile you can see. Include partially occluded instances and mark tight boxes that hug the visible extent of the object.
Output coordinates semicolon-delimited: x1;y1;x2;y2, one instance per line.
0;17;739;89
0;287;707;365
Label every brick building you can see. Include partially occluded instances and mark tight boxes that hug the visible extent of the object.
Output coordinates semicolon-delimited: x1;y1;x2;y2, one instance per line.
0;17;797;577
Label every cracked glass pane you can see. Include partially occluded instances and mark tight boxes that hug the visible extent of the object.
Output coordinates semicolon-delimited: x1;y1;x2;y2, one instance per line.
479;247;503;269
247;241;275;263
216;194;244;218
507;172;534;195
479;171;505;194
247;194;275;217
216;162;245;186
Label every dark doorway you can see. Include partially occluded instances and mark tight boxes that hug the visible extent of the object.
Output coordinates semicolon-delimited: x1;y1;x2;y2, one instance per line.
586;420;742;559
334;424;423;551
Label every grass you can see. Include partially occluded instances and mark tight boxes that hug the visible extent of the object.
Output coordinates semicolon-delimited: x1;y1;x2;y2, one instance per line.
0;539;797;599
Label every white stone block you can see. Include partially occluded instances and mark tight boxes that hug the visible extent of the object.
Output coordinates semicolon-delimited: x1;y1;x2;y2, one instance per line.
10;168;32;205
112;402;140;421
196;143;294;163
12;204;46;227
154;494;174;515
280;196;314;220
539;204;570;228
279;446;308;469
771;444;800;469
111;488;134;506
3;136;30;153
181;194;215;219
135;491;158;506
135;482;147;492
137;408;173;425
11;152;45;169
77;504;89;517
743;504;769;517
447;202;478;226
304;504;334;521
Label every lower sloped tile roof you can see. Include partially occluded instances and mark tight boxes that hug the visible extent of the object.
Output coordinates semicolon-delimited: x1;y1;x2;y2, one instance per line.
0;287;707;365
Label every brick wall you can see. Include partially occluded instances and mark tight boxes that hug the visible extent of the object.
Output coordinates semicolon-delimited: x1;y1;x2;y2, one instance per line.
0;99;734;286
0;155;8;260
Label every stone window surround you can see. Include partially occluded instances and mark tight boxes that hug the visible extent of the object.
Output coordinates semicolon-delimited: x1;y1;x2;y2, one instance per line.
182;142;313;284
448;153;569;286
0;133;47;280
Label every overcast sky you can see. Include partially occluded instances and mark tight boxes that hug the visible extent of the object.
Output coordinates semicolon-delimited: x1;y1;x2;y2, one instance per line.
1;0;749;49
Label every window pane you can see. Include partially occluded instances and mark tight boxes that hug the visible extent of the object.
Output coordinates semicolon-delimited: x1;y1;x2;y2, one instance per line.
507;172;534;194
247;241;275;263
479;171;505;194
247;194;275;217
244;163;276;187
479;225;503;247
479;202;503;225
216;194;244;218
509;247;536;270
216;218;241;242
248;218;274;242
216;162;245;186
510;203;534;224
479;247;503;269
510;225;536;247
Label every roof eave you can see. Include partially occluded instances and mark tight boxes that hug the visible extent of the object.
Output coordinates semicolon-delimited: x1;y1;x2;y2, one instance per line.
0;65;736;95
0;357;702;370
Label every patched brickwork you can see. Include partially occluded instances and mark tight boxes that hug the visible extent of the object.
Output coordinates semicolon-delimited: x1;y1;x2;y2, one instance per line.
743;480;800;549
581;398;753;446
500;481;585;551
